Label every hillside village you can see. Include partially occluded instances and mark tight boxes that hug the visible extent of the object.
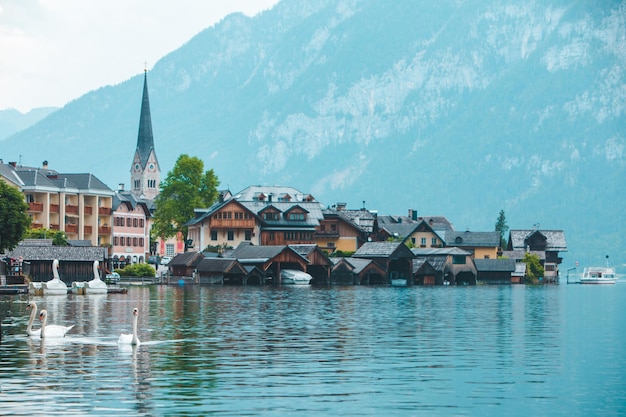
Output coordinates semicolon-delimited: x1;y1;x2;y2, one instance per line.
1;72;567;286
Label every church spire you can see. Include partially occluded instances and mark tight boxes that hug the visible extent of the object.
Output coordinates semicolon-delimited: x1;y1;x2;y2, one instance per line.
136;69;155;168
130;69;160;201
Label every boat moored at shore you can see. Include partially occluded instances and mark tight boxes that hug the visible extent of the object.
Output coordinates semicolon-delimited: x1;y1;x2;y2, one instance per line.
580;267;617;284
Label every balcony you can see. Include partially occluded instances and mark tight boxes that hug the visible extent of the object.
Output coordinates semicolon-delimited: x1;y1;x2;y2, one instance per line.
315;230;340;238
31;222;44;229
65;205;79;215
98;226;111;235
98;207;112;215
50;224;60;231
28;202;44;212
50;204;60;213
211;219;256;228
84;206;93;215
84;225;93;234
65;224;78;233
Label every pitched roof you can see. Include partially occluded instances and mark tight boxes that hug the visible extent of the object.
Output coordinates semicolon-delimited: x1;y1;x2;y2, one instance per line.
10;165;113;195
239;201;324;228
196;258;246;274
380;223;419;239
324;208;377;234
475;258;516;272
169;252;204;267
232;185;316;202
228;243;307;264
445;230;501;247
411;247;472;257
354;241;414;258
332;257;385;274
508;230;568;252
5;244;107;261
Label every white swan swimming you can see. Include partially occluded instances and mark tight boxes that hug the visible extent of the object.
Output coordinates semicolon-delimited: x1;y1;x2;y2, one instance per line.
38;309;74;338
42;259;69;295
26;302;74;337
117;308;141;346
85;260;108;294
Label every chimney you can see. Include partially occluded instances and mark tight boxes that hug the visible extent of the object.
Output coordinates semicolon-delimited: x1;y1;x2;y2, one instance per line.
42;160;48;169
336;202;346;211
409;209;418;221
119;183;125;191
9;161;16;167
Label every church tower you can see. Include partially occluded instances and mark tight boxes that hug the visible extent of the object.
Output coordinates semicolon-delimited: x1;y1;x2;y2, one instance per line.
130;69;161;200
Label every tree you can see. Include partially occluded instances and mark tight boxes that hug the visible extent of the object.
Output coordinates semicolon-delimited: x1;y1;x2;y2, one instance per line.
0;180;31;252
494;209;509;249
522;252;544;284
152;154;219;244
24;228;68;246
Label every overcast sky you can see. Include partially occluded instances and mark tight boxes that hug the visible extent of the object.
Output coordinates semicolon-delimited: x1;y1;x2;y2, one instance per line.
0;0;280;113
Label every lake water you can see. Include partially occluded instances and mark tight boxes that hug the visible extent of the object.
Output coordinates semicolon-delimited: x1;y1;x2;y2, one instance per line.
1;283;625;416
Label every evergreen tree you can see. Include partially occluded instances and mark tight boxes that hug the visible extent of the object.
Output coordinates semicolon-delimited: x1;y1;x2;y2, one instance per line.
0;181;31;252
495;209;509;249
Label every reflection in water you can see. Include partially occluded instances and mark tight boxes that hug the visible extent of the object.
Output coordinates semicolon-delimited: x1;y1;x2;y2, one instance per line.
1;285;625;416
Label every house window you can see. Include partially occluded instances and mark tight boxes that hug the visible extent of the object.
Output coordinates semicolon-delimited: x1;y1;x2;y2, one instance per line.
166;244;174;256
245;230;252;241
227;230;234;240
126;218;131;227
421;237;426;246
120;237;125;246
140;219;144;227
133;218;138;227
114;236;119;245
289;213;305;221
432;237;437;246
134;179;140;190
452;255;466;265
139;238;144;247
211;230;218;240
411;237;416;244
263;212;278;221
269;232;275;241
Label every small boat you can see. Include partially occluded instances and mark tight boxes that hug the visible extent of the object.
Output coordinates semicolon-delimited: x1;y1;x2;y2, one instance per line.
85;260;108;294
580;267;617;284
42;259;69;295
280;269;312;285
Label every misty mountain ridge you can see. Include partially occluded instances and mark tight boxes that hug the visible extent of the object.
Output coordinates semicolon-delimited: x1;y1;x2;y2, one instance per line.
0;107;58;141
3;0;625;271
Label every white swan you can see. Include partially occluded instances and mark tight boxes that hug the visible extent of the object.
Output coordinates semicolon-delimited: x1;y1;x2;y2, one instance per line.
85;260;108;294
117;308;141;346
26;302;74;337
38;309;74;338
42;259;68;295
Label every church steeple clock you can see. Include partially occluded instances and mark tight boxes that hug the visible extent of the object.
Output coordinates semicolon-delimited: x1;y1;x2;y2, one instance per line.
130;69;160;200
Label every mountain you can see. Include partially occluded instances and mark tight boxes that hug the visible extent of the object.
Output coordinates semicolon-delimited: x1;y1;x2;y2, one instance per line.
3;0;625;272
0;107;58;140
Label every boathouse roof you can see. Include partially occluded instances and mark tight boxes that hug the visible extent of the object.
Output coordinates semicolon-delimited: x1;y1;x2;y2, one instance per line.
474;258;516;272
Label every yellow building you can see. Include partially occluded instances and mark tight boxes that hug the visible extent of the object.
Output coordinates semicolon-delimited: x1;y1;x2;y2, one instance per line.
0;160;114;247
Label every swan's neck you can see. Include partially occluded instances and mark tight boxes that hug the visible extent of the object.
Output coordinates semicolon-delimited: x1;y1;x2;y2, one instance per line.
26;305;37;333
40;315;47;338
132;313;139;345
